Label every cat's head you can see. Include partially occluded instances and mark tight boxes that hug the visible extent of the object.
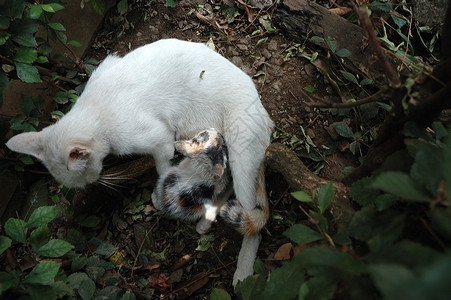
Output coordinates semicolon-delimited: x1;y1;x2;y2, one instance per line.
6;126;107;188
175;128;228;177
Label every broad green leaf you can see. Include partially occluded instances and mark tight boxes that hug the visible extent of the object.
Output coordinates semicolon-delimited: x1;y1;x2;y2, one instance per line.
67;272;90;289
10;0;26;18
86;265;105;280
29;225;51;251
0;236;12;255
15;62;41;83
12;33;37;47
36;239;73;257
122;291;136;300
5;218;27;243
26;206;61;228
94;242;117;257
254;258;265;275
291;190;313;202
40;4;55;12
210;288;232;300
369;264;414;299
0;271;20;294
117;0;128;14
339;70;359;85
46;3;65;12
371;171;429;202
360;78;373;86
283;224;324;244
36;55;49;63
335;48;351;57
309;36;325;43
26;284;57;300
48;22;66;31
299;277;337;300
24;261;60;284
325;37;337;53
411;143;442;196
0;31;11;45
72;256;87;271
18;94;34;115
334;123;354;139
29;5;43;19
68;40;82;47
318;182;334;213
0;16;10;27
235;273;265;299
53;91;70;104
391;14;407;29
264;258;304;299
78;278;96;300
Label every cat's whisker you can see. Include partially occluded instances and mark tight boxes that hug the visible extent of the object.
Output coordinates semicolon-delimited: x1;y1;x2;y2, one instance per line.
97;179;121;191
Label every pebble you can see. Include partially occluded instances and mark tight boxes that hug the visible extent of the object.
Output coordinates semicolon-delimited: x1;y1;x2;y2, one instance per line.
304;64;316;77
237;44;248;51
262;49;272;59
268;39;278;51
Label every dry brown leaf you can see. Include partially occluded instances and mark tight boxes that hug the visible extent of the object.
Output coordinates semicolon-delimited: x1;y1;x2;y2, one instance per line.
171;254;194;271
182;272;210;296
330;7;352;16
274;243;294;260
237;0;255;22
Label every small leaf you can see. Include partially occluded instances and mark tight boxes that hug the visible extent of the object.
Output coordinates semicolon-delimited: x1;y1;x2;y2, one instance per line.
0;236;12;255
18;94;34;115
29;5;43;19
26;206;61;228
335;48;351;57
283;224;324;244
15;62;41;83
35;239;73;257
0;271;20;294
291;191;313;202
68;40;82;47
391;14;407;29
210;288;232;300
78;278;96;300
371;171;429;202
91;0;107;14
325;37;337;53
360;78;373;86
339;70;359;85
48;22;66;31
318;182;334;214
303;85;316;93
334;123;354;139
5;218;27;243
94;242;117;257
24;261;60;284
12;33;37;47
40;4;55;12
164;0;177;8
122;291;136;300
309;36;325;43
117;0;128;14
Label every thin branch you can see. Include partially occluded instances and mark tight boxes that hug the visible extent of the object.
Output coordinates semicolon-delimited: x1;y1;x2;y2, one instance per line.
354;5;401;87
304;87;391;108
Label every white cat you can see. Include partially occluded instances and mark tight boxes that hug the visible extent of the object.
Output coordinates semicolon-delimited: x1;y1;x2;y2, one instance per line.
6;39;274;286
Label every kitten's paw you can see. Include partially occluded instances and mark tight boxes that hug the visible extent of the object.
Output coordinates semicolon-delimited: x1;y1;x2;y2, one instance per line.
196;219;212;235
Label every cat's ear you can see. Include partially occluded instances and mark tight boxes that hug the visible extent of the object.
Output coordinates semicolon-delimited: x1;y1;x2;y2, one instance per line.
66;147;90;171
175;140;203;157
6;132;45;160
213;163;224;177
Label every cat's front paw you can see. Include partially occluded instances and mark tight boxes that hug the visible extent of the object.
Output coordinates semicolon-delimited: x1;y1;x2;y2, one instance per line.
151;191;161;210
195;219;212;235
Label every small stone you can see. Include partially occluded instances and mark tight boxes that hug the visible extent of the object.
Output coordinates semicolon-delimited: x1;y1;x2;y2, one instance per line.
304;64;316;77
268;39;278;51
306;128;316;138
237;44;248;51
262;49;272;59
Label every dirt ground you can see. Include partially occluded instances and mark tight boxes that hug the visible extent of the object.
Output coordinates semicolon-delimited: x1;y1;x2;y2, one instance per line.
72;0;361;298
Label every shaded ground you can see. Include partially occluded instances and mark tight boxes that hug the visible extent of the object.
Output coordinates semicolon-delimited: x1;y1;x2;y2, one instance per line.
70;1;362;298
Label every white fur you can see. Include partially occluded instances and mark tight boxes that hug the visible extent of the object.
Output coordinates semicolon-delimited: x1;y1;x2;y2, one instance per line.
6;39;273;285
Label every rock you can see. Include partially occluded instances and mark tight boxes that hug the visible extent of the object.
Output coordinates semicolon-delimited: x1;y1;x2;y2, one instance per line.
268;39;278;51
237;44;248;51
262;48;272;59
411;0;449;29
304;63;316;77
248;0;274;9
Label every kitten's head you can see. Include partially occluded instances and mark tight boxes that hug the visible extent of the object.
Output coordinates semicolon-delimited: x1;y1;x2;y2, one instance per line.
175;128;228;177
6;125;107;188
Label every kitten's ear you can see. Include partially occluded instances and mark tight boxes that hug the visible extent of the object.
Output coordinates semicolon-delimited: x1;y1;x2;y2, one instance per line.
213;163;224;177
6;132;45;160
66;147;90;171
175;141;202;157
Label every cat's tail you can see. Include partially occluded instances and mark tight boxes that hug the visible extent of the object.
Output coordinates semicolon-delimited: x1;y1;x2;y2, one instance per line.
220;162;269;236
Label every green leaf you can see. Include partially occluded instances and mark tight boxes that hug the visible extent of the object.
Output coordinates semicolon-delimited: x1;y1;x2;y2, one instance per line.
360;78;373;86
164;0;177;8
91;0;107;14
391;14;407;29
325;37;337;53
26;284;57;300
29;225;51;251
24;261;60;284
411;143;442;196
117;0;128;14
5;218;27;243
122;290;136;300
339;70;359;85
371;171;429;202
36;55;49;63
53;91;70;104
15;62;41;83
235;273;265;299
283;224;324;244
18;94;34;115
318;182;334;213
0;236;12;255
12;33;37;47
210;288;232;300
40;4;55;12
334;123;354;139
86;265;105;279
369;264;415;298
299;277;337;300
431;122;448;140
309;36;325;43
291;191;313;202
67;272;90;289
0;31;11;45
10;0;26;18
35;239;73;257
264;258;304;299
303;85;316;93
0;271;20;294
335;48;351;57
68;40;82;47
48;22;66;31
26;206;61;228
0;71;9;95
94;242;117;257
29;5;43;19
78;278;96;300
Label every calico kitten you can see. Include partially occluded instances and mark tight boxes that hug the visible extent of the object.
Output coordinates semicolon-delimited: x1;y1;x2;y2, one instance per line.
152;128;231;234
6;39;273;285
152;128;269;237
